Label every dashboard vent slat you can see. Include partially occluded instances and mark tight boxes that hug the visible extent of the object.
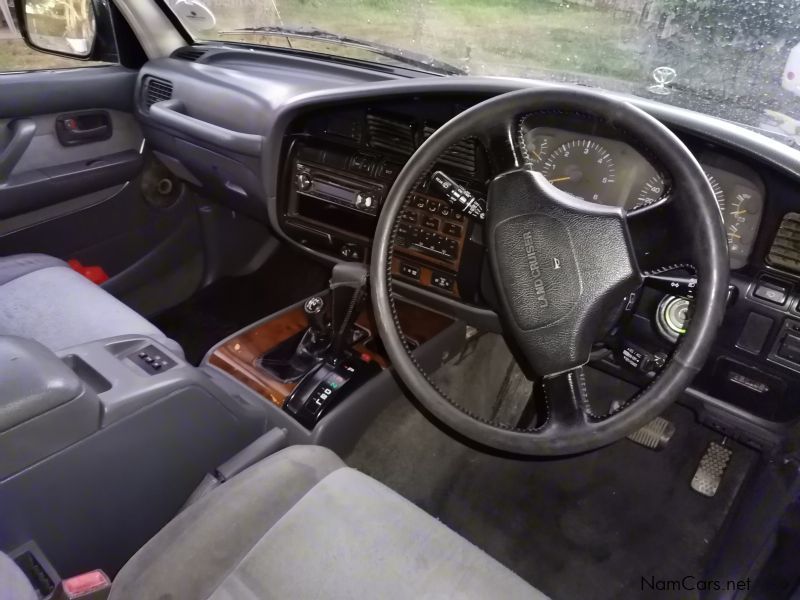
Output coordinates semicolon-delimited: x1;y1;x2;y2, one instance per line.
143;76;173;110
767;212;800;273
366;114;416;155
172;47;208;62
422;125;477;174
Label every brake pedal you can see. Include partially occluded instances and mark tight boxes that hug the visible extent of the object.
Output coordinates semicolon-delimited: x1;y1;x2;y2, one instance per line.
626;416;675;450
691;441;733;497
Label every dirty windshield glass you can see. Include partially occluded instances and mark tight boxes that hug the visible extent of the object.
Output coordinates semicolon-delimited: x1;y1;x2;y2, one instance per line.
167;0;800;148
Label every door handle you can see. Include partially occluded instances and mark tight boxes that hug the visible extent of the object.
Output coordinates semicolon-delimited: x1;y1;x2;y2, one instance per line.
0;119;36;183
55;111;112;146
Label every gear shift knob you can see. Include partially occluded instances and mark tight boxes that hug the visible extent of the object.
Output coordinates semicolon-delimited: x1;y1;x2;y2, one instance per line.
304;296;328;342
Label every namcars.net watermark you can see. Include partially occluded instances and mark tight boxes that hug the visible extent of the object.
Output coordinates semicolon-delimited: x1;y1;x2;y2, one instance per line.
642;576;751;593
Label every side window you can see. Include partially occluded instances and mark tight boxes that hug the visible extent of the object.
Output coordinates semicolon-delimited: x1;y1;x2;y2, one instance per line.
0;2;112;72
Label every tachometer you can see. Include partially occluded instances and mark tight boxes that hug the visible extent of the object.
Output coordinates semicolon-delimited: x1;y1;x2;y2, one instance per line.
542;139;616;204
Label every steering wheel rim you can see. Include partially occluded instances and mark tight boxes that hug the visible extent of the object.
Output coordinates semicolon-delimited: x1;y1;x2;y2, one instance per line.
370;88;729;456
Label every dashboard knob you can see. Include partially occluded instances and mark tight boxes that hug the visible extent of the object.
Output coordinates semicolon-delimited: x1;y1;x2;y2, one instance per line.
297;173;312;190
655;295;691;343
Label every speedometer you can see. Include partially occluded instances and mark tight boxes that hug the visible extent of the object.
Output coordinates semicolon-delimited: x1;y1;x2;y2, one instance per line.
542;139;617;204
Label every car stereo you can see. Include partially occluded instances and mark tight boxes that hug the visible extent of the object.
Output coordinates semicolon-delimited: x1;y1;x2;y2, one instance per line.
294;162;384;217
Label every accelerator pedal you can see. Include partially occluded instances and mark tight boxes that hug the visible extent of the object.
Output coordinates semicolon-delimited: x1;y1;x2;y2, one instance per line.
691;441;733;497
626;416;676;450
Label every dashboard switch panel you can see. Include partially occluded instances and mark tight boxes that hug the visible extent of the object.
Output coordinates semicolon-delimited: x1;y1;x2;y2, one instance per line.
431;272;455;291
769;319;800;373
400;263;421;280
754;278;789;305
778;334;800;364
735;312;773;355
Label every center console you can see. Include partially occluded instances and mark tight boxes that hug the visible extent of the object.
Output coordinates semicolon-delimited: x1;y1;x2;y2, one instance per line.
0;332;265;581
279;104;490;305
208;263;458;431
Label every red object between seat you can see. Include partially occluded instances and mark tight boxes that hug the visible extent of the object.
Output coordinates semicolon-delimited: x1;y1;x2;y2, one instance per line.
67;259;109;285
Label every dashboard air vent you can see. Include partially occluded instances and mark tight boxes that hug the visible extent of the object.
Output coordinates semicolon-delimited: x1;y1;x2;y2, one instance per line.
767;212;800;273
143;76;173;109
366;114;415;155
172;47;207;62
422;125;477;173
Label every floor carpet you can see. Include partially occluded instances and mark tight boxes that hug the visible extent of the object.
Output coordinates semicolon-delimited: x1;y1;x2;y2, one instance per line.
346;335;757;600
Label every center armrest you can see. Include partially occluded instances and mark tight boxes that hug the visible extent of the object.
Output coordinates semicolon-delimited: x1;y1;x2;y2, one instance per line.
0;335;101;480
0;336;83;431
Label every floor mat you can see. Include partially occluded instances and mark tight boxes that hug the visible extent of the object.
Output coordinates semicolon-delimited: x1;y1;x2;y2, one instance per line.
346;338;757;600
153;246;329;364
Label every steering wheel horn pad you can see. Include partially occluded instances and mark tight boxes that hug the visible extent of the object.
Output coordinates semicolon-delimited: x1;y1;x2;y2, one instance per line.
487;169;641;376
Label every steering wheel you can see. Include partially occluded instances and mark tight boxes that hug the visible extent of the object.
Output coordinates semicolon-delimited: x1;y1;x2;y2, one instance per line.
370;88;729;456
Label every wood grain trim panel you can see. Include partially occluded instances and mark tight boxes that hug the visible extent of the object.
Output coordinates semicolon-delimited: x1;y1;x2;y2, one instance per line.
209;300;454;408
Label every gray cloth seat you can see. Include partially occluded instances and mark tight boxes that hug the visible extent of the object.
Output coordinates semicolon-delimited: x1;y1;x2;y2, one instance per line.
0;253;181;355
110;445;546;599
0;552;36;600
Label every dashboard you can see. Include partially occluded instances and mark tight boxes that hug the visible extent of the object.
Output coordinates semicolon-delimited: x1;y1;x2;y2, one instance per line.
134;43;800;450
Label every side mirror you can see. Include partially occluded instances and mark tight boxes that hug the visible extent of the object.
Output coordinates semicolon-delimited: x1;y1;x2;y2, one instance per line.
16;0;97;59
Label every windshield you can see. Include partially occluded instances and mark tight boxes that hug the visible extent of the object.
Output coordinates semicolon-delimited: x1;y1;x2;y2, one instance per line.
167;0;800;148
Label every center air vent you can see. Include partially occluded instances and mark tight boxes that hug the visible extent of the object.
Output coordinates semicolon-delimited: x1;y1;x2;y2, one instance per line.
767;212;800;273
142;76;173;109
366;114;415;155
172;47;207;62
422;125;477;173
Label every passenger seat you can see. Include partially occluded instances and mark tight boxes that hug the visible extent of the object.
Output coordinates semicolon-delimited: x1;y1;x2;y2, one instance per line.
0;254;182;355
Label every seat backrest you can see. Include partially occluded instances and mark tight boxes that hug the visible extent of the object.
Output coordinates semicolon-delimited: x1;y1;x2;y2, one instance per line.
0;552;37;600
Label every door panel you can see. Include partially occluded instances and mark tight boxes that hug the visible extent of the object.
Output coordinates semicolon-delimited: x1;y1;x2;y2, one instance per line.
0;66;204;316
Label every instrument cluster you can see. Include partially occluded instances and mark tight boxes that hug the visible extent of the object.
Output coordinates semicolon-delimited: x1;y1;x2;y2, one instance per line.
519;120;765;269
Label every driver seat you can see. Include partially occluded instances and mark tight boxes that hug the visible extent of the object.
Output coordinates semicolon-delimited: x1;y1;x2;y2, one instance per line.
101;445;546;599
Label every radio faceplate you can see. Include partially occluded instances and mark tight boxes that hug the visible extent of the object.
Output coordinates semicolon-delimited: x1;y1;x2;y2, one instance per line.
294;162;384;216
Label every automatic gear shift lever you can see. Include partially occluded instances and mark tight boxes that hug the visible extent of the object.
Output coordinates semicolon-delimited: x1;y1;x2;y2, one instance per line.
283;262;378;427
259;264;370;396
